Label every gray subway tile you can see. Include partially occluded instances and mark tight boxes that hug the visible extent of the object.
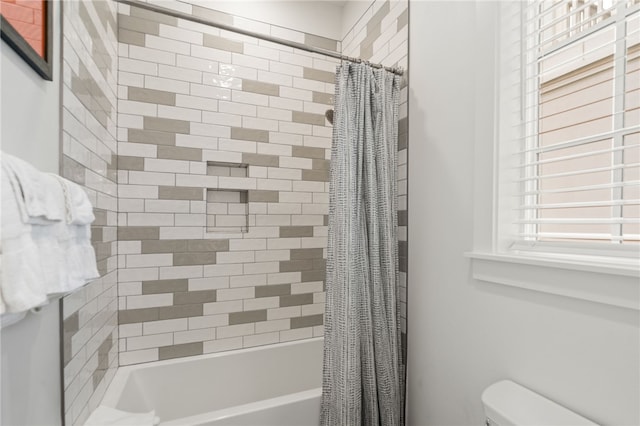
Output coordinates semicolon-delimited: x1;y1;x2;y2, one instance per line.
130;6;178;26
229;309;267;325
119;308;159;324
292;146;325;159
159;342;203;360
158;304;203;320
242;153;279;167
291;314;323;329
398;210;408;226
398;132;407;151
144;116;190;134
117;155;144;171
174;252;216;266
279;259;314;272
129;87;176;106
397;8;408;31
188;239;229;252
302;169;329;182
142;240;188;254
301;270;325;282
248;190;279;203
279;226;314;238
158;146;202;161
64;312;79;334
117;226;160;241
312;91;334;105
231;127;269;143
203;33;243;53
118;28;146;46
304;33;338;52
142;279;189;294
255;284;291;298
290;248;324;260
313;258;326;271
312;158;330;171
192;6;233;27
128;129;176;146
279;293;313;307
360;43;374;61
159;186;204;201
174;290;216;305
303;68;335;84
62;156;86;185
118;14;160;35
242;79;279;96
292;111;325;126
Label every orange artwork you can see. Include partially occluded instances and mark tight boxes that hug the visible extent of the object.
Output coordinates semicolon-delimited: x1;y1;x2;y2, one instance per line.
0;0;46;57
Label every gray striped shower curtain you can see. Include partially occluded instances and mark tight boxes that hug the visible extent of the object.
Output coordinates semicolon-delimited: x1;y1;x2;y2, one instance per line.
320;62;404;426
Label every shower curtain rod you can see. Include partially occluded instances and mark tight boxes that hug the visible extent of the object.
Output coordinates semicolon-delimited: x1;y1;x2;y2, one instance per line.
115;0;404;76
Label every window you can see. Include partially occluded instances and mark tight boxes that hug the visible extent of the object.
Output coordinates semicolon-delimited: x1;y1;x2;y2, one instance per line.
498;0;640;259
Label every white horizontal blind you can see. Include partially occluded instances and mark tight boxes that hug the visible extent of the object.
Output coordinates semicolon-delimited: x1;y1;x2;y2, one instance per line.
515;0;640;250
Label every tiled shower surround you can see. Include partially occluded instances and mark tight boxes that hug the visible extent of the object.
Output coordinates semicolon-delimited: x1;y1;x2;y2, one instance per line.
61;0;119;424
60;1;409;418
115;3;338;365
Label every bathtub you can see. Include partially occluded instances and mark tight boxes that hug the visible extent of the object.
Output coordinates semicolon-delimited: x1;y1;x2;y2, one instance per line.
101;338;323;425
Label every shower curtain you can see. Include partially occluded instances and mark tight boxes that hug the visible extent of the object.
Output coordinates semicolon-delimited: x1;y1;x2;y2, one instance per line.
320;62;404;426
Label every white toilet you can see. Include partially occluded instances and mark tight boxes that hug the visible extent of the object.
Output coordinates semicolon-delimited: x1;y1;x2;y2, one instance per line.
482;380;599;426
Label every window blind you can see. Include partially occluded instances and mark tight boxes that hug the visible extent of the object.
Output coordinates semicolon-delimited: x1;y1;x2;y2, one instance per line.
512;0;640;250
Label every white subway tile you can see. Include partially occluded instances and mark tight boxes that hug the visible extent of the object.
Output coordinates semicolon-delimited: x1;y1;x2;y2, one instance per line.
219;100;256;116
203;336;242;354
129;45;176;65
143;319;188;335
202;111;242;127
243;332;279;348
175;134;218;150
280;327;312;342
191;45;232;63
119;267;159;283
159;265;203;279
269;60;303;77
269;96;303;111
119;184;158;199
159;24;203;45
145;75;190;94
174;328;215;345
216;323;254;339
255;318;289;333
232;91;269;107
257;142;291;157
126;253;173;268
267;167;301;180
119;323;142;338
280;86;312;101
189;276;229;291
190;83;231;100
267;306;300;320
119;348;158;366
189;314;229;329
243;262;279;275
230;273;266;288
203;300;243;315
127;213;174;226
145;199;190;213
232;53;269;71
127;333;172;351
216;251;255;264
144;158;191;173
204;263;244;277
120;57;158;75
119;142;157;158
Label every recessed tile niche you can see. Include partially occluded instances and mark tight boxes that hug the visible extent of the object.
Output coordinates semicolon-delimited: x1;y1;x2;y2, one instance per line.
207;162;249;233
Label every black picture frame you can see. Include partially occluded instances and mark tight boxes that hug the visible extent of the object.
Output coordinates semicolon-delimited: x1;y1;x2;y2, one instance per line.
1;0;53;81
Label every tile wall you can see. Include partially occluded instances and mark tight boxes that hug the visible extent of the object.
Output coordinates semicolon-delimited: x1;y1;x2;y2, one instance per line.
115;3;339;365
61;0;119;424
342;0;409;355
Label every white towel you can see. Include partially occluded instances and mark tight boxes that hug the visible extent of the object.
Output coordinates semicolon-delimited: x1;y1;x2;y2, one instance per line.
1;154;65;224
84;406;159;426
0;153;99;316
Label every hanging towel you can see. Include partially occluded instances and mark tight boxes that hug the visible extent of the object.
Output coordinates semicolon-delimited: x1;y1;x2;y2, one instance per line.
0;152;99;316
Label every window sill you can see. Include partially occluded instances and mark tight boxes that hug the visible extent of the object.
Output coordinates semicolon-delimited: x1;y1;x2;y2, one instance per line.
466;252;640;311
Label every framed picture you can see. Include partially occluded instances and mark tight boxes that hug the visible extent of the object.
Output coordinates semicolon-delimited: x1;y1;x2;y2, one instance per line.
0;0;53;80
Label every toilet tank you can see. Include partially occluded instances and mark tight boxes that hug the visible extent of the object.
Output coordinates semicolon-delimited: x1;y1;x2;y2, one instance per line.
481;380;599;426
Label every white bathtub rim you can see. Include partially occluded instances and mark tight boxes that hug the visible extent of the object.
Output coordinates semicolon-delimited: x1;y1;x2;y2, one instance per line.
101;337;325;410
160;388;322;426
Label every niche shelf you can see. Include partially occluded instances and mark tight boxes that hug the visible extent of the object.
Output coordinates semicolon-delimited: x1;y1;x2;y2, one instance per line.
206;162;249;233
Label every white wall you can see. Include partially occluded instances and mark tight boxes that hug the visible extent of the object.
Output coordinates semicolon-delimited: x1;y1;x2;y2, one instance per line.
188;0;345;40
407;2;640;425
0;1;62;424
